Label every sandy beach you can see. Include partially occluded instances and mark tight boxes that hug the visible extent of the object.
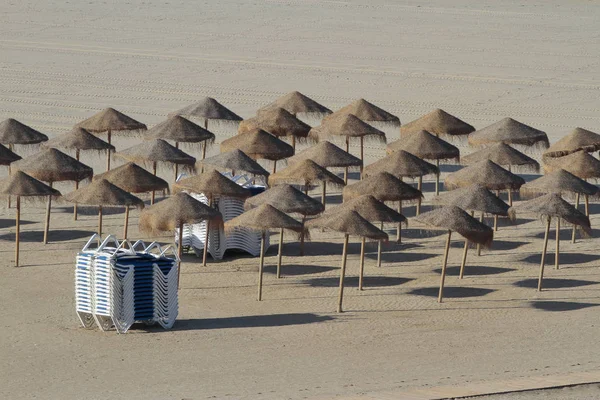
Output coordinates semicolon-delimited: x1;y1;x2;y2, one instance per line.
1;1;600;399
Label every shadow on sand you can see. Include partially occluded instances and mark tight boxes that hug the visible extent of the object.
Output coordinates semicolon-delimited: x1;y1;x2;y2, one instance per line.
0;229;92;242
168;313;334;331
263;264;337;276
520;253;600;265
0;219;36;229
408;287;495;298
432;265;516;276
529;301;599;312
365;251;438;263
304;276;413;288
514;278;597;289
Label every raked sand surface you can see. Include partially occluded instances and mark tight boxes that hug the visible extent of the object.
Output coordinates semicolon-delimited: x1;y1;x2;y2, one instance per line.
2;1;600;399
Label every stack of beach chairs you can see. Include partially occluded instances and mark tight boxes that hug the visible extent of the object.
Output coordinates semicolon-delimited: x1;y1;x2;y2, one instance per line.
75;235;179;334
177;173;268;260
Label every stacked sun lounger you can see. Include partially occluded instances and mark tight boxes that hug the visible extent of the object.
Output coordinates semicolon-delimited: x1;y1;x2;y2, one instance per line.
175;173;268;260
75;235;179;334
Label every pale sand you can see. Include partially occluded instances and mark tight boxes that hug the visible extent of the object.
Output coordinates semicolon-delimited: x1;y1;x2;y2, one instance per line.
1;1;600;399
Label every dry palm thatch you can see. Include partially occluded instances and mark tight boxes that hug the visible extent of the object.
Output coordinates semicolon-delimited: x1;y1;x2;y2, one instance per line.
261;91;332;118
387;130;459;161
12;148;93;183
220;128;294;173
363;150;439;180
509;193;591;290
115;139;196;171
169;97;242;127
287;141;362;170
44;127;114;153
544;127;600;158
145;115;215;145
461;143;539;173
0;171;61;266
238;107;311;147
445;160;525;191
400;109;474;138
200;149;270;177
325;99;400;127
468;117;549;149
520;169;599;199
0;118;48;145
433;185;509;216
226;203;303;300
307;209;387;312
0;143;21;165
268;159;345;191
93;162;169;193
65;179;145;237
413;205;494;302
309;113;386;143
245;184;324;216
543;150;600;180
343;172;423;203
173;170;251;199
77;108;147;134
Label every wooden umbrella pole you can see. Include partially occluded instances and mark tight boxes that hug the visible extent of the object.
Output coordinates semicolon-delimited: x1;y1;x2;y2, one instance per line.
416;176;422;215
291;136;296;151
358;237;366;291
98;205;103;235
7;164;10;209
396;202;403;242
15;195;20;267
202;141;207;161
585;194;589;216
572;193;580;243
258;232;266;301
477;212;484;256
435;159;440;195
538;217;551;291
276;228;284;278
377;221;383;268
106;129;112;171
494;190;500;231
337;233;349;313
344;137;349;184
359;137;364;180
438;230;452;303
151;162;157;205
43;182;53;245
273;160;277;174
74;149;80;220
123;206;130;240
321;181;327;207
508;189;513;206
459;239;469;279
555;218;560;270
299;215;306;256
177;222;183;289
202;196;212;267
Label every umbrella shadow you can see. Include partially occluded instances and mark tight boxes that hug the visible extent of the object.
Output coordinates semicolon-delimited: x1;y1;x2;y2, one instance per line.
408;287;495;298
282;241;362;257
365;251;437;263
432;266;516;276
489;240;529;251
529;301;599;312
304;276;413;288
0;229;92;242
401;228;447;239
520;253;600;265
0;219;36;229
531;229;597;241
165;313;334;331
263;264;337;276
514;278;597;289
54;206;125;216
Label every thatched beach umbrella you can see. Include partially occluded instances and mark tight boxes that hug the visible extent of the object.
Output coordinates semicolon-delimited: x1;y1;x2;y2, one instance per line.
200;149;270;178
544;127;600;158
414;206;494;302
509;194;591;290
325;195;405;290
245;184;324;261
173;170;251;265
0;171;61;266
433;185;510;272
387;130;460;197
239;107;311;150
400;109;474;139
145;115;215;176
12;148;93;244
65;179;144;237
169;97;242;131
76;108;147;170
468;117;549;150
461;143;540;174
326;98;400;129
343;171;422;254
115;139;196;204
226;204;303;300
220;128;294;174
307;210;387;313
44;127;114;220
139;192;222;285
261;91;332;119
310;113;386;181
0;143;21;166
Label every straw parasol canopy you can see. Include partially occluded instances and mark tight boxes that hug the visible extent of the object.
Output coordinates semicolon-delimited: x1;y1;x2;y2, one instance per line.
287;141;362;170
0;171;61;266
543;150;600;180
307;209;387;312
146;115;215;145
169;97;242;128
461;143;539;173
520;169;599;200
238;107;311;149
468;117;549;149
93;162;169;194
400;109;474;138
325;99;400;127
65;179;145;237
269;159;344;194
0;143;21;165
414;205;494;302
543;127;600;158
0;118;49;145
343;172;423;203
363;150;439;180
261;91;332;118
173;170;252;199
44;127;115;153
226;203;304;300
445;160;525;192
200;149;270;178
12;148;94;183
220;128;294;173
509;193;591;290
